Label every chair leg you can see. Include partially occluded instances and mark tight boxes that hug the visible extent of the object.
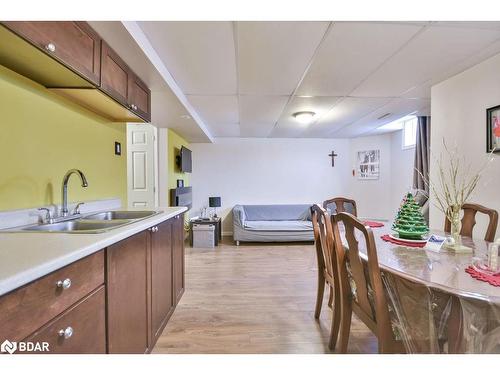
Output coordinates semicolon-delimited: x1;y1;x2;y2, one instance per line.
338;301;352;353
328;286;334;308
328;292;341;351
314;277;325;319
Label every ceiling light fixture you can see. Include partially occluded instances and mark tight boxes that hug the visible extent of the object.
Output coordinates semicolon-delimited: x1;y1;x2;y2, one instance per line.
293;111;316;124
180;114;191;120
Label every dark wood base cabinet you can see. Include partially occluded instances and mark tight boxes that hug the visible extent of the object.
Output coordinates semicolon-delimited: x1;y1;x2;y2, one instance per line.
0;213;185;354
106;213;185;353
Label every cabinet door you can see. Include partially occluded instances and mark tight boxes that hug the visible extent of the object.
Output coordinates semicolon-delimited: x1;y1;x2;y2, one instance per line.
172;214;185;304
151;220;174;342
128;72;151;122
107;231;150;353
2;21;101;85
100;40;130;106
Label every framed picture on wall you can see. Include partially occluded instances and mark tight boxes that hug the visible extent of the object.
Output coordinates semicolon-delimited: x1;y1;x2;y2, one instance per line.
357;150;380;180
486;105;500;153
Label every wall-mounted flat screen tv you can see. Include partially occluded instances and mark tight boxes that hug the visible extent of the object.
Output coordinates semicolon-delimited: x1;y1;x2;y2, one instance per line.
177;146;192;173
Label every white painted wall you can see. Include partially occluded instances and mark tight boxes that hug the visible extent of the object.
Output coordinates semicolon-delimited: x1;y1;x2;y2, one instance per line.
348;134;390;220
390;130;415;211
430;52;500;238
190;138;351;233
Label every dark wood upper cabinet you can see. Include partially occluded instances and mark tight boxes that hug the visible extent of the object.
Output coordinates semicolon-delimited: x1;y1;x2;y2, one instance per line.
128;72;152;122
3;21;101;85
151;220;174;342
172;214;185;304
101;41;151;122
107;231;151;354
100;41;130;107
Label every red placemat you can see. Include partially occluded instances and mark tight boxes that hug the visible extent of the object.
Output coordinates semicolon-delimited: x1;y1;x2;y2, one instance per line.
465;266;500;287
380;234;426;248
363;221;385;228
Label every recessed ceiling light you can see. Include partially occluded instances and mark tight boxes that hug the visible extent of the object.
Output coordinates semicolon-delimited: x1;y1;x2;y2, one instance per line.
293;111;316;124
180;114;191;120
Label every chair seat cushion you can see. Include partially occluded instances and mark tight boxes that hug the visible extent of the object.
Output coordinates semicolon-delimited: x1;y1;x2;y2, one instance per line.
243;220;313;231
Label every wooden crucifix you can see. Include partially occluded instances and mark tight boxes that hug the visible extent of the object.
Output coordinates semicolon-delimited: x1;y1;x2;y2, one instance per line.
328;150;338;167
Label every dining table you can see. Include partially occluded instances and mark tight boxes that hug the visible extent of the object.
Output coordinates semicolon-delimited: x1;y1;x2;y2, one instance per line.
354;221;500;354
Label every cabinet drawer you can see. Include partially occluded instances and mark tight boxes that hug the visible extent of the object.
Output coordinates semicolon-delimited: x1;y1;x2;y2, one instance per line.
0;251;104;342
2;21;101;85
25;286;106;354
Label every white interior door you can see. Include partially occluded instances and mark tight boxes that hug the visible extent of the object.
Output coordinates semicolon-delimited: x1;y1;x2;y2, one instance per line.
127;123;157;208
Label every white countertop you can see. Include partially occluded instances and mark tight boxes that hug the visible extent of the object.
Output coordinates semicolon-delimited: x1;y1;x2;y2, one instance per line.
0;206;187;297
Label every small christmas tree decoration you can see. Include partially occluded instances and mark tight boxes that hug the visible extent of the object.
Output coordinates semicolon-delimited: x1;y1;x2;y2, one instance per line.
392;192;429;240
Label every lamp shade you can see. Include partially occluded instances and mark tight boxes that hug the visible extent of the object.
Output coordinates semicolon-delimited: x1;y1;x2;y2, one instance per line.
209;196;221;208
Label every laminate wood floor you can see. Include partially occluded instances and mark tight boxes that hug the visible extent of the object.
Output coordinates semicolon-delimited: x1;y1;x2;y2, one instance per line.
153;238;377;354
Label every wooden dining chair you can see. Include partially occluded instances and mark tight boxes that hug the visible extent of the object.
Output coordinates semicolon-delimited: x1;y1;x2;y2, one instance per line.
331;212;404;354
444;203;498;242
323;197;358;217
310;204;341;351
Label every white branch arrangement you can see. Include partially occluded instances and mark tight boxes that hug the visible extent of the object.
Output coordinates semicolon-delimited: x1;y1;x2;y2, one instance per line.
418;139;494;226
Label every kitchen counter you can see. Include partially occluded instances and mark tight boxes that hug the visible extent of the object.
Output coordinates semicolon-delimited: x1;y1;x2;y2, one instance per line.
0;206;187;297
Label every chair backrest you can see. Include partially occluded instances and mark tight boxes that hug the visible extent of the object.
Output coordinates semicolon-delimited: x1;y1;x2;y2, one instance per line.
310;204;337;282
323;197;358;217
331;212;394;348
444;203;499;242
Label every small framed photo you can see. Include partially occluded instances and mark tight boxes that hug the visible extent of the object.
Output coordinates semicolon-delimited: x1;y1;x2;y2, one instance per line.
486;105;500;153
357;149;380;180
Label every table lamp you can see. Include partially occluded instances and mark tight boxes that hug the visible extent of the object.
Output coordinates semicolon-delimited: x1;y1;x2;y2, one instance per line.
209;196;221;218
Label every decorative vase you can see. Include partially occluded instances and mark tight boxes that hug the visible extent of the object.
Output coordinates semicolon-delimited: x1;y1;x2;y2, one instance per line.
450;205;462;247
444;205;472;254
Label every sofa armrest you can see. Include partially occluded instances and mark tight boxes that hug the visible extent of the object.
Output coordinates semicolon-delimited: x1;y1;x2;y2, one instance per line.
233;205;246;228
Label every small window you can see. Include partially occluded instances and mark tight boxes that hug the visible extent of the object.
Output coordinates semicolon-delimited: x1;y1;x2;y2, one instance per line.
402;117;417;149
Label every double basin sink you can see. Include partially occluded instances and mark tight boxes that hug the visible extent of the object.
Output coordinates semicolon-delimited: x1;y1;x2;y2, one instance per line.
10;210;159;234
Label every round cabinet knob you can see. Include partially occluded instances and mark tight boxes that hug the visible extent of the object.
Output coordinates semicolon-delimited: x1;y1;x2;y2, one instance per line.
56;278;72;290
58;327;73;339
45;43;56;52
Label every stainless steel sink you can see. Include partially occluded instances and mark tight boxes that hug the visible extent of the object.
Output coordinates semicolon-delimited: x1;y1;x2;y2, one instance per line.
82;210;158;221
2;209;161;234
20;219;132;233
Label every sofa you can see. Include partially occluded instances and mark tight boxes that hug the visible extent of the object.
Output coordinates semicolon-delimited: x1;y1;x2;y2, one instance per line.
233;204;314;245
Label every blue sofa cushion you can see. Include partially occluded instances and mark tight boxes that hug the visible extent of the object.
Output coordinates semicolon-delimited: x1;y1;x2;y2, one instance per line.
242;204;311;221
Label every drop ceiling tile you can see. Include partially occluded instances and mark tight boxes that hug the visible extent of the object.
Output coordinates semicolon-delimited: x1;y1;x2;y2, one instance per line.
187;95;239;124
331;98;430;138
434;21;500;30
269;96;341;138
207;123;241;138
401;82;432;99
304;97;391;137
237;21;330;95
239;95;289;137
139;21;237;95
351;26;500;97
297;22;422;96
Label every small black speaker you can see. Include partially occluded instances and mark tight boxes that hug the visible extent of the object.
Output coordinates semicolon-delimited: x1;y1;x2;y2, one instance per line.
177;179;184;187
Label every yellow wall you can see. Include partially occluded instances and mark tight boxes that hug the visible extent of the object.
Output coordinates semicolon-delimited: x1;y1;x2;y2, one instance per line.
167;129;190;192
0;66;127;211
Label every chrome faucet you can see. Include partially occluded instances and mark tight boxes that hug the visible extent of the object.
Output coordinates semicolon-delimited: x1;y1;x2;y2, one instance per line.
61;169;88;217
